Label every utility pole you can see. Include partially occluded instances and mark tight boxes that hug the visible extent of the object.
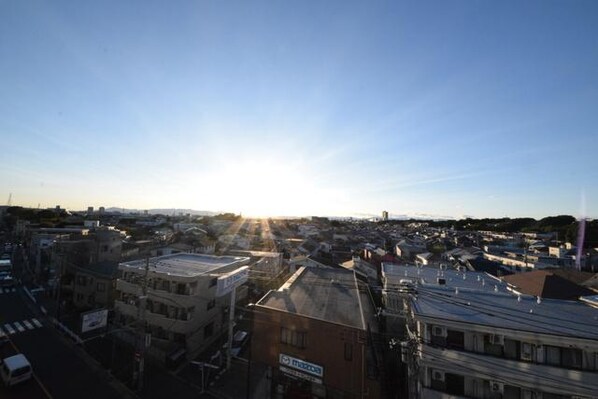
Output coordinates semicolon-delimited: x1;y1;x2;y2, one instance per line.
55;238;65;320
135;257;150;390
226;285;236;370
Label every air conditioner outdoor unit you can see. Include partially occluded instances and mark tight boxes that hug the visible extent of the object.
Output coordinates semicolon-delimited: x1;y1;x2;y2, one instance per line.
432;326;447;337
490;381;504;393
432;370;445;382
491;334;504;345
521;343;533;361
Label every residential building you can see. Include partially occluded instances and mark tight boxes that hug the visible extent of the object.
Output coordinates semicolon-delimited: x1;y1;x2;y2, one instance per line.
70;261;119;310
114;253;250;362
381;263;510;338
340;256;378;283
404;287;598;398
415;252;433;266
501;270;595;300
395;239;427;260
288;255;332;273
252;267;383;399
226;250;286;301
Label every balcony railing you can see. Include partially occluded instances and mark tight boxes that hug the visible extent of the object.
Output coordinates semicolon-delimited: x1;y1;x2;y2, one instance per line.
114;300;195;334
419;345;598;398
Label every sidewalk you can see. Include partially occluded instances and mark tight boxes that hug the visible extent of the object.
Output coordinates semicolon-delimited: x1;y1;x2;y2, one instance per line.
205;359;271;399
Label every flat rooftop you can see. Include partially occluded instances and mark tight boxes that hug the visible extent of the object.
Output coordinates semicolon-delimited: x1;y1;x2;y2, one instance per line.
119;253;250;277
382;263;510;294
412;286;598;340
257;267;376;330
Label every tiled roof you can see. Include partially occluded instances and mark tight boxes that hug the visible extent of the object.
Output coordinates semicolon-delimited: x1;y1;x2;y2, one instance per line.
502;270;595;300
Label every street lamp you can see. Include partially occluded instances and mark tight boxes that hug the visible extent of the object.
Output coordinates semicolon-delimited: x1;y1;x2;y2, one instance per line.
245;303;254;399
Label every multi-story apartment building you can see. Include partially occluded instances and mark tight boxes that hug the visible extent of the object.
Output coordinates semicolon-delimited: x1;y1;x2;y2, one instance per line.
252;267;383;399
71;261;119;310
381;263;510;338
404;286;598;398
114;253;250;362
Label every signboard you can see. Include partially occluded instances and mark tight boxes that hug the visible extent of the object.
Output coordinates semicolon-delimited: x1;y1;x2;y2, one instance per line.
81;309;108;333
279;354;324;378
216;266;249;297
280;366;322;384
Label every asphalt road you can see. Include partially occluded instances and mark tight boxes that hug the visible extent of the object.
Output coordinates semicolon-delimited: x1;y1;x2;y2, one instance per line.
0;287;126;398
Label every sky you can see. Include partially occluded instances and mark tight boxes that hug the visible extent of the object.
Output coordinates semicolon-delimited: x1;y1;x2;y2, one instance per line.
1;0;597;219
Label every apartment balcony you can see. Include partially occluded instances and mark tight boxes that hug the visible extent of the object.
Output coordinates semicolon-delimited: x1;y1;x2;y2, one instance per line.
419;345;598;397
116;279;142;295
116;279;200;308
114;300;196;335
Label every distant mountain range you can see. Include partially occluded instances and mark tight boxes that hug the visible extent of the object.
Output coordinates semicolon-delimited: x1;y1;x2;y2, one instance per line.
104;207;219;216
101;208;455;220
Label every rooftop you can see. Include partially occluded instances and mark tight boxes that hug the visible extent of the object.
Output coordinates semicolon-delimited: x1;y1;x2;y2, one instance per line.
119;253;250;278
382;263;510;293
412;286;598;340
257;267;376;330
501;270;595;300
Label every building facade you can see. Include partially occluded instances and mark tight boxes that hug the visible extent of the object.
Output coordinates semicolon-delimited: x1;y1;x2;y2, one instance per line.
114;253;250;361
404;287;598;398
252;267;382;399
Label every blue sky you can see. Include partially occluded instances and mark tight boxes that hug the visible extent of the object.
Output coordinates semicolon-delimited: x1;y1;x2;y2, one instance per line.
1;0;597;218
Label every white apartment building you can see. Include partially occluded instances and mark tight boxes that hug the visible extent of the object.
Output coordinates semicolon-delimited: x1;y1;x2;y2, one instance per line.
381;263;510;338
114;253;250;361
405;287;598;399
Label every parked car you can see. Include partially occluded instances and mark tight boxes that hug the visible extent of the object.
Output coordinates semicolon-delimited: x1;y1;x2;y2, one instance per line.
231;330;249;357
0;273;14;288
222;330;250;358
0;354;32;386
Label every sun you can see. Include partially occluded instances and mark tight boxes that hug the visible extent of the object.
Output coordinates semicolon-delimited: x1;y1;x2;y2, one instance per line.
194;159;312;217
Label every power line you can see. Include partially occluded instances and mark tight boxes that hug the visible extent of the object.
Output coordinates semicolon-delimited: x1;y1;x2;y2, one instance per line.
414;287;598;337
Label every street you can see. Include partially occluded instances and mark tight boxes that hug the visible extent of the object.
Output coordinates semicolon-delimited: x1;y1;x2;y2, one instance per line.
0;242;128;399
0;287;127;398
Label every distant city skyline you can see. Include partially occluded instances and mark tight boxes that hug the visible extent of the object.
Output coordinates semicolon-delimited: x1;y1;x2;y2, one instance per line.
2;1;597;218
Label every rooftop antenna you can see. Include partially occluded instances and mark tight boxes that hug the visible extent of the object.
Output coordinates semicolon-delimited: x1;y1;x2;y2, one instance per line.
6;192;12;206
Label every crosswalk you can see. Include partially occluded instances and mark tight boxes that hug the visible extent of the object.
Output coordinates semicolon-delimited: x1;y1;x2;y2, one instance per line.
0;318;43;337
0;287;17;294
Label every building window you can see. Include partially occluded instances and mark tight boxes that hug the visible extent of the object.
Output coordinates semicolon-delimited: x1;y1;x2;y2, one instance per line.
204;322;214;338
280;327;306;349
206;299;215;311
446;330;464;350
344;342;353;361
545;345;561;366
173;333;186;344
186;307;194;320
209;278;217;288
97;282;106;292
444;373;464;396
561;348;582;369
176;283;186;295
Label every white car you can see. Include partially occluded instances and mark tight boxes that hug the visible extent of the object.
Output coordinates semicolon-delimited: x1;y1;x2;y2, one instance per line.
0;354;32;386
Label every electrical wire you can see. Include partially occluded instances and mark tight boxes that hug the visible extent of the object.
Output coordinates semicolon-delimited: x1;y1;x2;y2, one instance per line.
414;287;598;338
415;345;596;394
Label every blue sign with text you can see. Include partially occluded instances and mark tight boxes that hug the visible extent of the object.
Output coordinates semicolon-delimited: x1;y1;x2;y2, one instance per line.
279;354;324;377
